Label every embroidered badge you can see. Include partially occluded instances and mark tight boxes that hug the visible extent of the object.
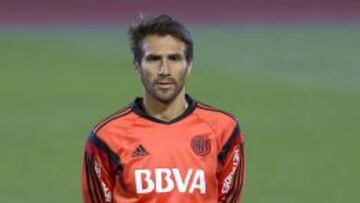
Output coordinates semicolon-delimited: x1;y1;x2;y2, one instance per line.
191;135;211;156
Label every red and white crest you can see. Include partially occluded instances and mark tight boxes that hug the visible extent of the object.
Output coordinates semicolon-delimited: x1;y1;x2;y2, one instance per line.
191;135;211;156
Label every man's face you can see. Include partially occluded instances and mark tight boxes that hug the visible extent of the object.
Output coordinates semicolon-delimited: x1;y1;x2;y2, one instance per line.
135;35;192;103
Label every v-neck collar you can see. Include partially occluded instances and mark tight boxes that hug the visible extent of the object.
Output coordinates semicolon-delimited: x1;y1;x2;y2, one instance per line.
132;94;197;125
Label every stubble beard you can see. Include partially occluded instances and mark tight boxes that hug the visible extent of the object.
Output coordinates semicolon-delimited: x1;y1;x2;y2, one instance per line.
142;71;187;104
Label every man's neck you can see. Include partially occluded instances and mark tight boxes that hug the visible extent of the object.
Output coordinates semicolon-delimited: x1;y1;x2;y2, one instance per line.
142;91;188;122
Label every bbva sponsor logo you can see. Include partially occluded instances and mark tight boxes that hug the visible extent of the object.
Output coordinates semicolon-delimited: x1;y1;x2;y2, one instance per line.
134;168;206;194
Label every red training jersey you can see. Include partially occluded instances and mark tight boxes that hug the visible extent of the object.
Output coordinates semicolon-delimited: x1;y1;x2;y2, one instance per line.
82;95;245;203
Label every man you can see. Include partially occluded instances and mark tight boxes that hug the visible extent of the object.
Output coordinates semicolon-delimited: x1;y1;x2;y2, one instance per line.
82;15;245;203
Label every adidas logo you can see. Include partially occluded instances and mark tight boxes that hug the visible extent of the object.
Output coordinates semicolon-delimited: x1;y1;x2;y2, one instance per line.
131;145;149;158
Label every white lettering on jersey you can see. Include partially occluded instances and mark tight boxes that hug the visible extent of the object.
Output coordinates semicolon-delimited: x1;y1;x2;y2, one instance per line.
173;168;192;193
94;160;112;202
189;169;206;194
135;169;155;194
221;148;240;194
94;160;101;175
101;182;112;202
156;168;175;193
134;168;206;194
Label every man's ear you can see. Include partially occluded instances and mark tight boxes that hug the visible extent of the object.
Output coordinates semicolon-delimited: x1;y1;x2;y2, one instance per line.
133;60;141;75
186;62;193;76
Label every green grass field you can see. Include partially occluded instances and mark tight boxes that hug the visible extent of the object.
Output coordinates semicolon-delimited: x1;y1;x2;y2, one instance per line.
1;25;360;203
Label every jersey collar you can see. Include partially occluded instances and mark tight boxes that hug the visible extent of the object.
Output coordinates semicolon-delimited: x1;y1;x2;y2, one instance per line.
132;94;197;124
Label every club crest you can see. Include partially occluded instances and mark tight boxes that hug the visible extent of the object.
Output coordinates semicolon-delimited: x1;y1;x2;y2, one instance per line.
191;135;211;156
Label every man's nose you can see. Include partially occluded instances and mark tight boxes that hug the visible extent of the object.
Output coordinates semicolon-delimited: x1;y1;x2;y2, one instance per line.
158;59;170;76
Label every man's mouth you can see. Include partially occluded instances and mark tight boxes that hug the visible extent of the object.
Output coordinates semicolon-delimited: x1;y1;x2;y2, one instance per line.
155;81;175;89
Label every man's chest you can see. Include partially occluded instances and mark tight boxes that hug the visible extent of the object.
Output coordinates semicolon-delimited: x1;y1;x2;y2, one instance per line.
113;124;221;195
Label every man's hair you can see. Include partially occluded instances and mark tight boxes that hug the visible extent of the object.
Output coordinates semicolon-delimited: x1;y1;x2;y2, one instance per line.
129;14;193;64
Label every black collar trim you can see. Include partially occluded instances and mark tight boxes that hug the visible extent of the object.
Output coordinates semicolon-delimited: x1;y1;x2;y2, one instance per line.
132;94;197;124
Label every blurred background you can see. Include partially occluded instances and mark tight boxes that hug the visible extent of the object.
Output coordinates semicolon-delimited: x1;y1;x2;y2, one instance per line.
1;0;360;202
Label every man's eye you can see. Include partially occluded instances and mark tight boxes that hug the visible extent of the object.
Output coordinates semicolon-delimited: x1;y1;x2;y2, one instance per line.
168;55;182;61
146;55;161;62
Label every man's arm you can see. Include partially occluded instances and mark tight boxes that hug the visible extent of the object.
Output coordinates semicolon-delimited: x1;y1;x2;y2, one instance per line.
82;132;120;203
217;124;246;203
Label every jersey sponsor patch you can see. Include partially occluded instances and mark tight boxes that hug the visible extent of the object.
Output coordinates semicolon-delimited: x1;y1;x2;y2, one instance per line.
134;168;206;194
94;159;112;202
221;147;240;194
191;135;211;156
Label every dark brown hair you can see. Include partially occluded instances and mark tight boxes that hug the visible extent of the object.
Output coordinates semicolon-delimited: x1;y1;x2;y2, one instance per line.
129;14;193;64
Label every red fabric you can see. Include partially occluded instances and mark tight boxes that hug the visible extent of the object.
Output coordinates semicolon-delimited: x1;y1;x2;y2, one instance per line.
82;101;245;203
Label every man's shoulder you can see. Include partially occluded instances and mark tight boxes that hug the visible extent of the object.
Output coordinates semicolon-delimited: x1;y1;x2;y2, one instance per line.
194;100;242;147
194;100;239;128
91;103;135;135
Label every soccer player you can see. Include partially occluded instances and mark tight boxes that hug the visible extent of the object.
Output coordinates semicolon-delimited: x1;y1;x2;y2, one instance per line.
82;15;245;203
